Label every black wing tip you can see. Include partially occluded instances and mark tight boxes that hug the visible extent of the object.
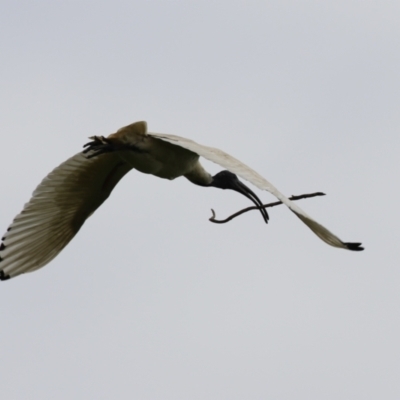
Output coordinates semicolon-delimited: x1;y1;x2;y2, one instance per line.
0;248;11;280
0;270;10;281
343;242;364;251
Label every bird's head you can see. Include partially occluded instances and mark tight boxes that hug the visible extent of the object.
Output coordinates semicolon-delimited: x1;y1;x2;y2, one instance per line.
210;170;269;224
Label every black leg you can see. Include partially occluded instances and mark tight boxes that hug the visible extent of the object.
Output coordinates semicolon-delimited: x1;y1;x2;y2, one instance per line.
83;136;115;158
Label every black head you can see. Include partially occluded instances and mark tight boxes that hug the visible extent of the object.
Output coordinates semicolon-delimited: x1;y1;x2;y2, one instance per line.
210;170;269;223
211;170;241;189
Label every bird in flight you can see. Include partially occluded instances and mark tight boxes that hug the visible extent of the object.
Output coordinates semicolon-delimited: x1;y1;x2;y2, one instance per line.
0;121;363;280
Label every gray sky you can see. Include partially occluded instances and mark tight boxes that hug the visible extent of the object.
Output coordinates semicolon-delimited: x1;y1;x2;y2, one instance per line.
1;1;399;399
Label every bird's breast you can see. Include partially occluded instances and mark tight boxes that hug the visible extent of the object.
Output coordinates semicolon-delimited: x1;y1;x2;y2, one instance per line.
117;138;200;180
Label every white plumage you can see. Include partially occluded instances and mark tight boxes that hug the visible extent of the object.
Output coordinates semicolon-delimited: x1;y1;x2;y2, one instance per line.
0;121;363;280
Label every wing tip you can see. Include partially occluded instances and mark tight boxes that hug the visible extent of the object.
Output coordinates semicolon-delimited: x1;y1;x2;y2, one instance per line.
343;242;364;251
0;269;11;281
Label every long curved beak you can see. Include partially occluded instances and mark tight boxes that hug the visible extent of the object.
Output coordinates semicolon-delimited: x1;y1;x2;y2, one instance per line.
232;180;269;224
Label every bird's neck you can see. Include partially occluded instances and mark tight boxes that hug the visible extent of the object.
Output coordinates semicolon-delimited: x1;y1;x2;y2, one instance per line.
184;161;213;187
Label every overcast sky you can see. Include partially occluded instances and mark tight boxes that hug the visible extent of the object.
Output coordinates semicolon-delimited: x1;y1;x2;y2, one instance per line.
1;1;399;399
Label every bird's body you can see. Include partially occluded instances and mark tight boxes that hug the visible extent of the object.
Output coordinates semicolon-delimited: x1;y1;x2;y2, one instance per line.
109;123;204;181
0;121;363;281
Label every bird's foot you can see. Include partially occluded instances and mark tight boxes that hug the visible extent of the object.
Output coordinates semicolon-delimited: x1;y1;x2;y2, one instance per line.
83;136;115;158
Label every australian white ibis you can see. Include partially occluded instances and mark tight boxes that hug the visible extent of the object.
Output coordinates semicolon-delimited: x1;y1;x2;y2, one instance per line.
0;121;363;280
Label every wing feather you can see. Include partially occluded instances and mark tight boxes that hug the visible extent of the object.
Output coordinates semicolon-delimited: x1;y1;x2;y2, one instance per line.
0;151;133;280
149;133;363;251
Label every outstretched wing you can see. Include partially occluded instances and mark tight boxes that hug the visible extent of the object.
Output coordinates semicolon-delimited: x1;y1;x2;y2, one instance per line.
149;132;363;251
0;152;132;280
